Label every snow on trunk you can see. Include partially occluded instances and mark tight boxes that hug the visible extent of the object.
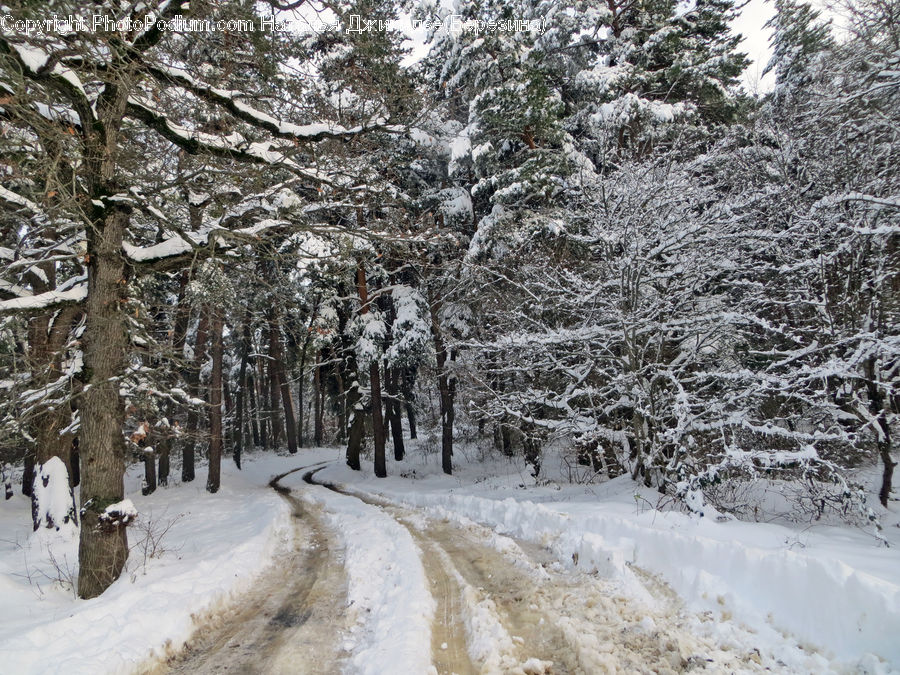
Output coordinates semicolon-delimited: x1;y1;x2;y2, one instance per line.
2;463;13;500
31;456;78;535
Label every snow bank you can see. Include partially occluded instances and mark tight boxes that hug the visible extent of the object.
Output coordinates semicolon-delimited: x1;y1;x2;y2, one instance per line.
407;492;899;664
293;476;434;675
318;461;900;670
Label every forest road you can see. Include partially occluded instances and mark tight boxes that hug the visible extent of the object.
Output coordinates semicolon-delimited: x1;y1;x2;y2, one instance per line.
144;463;349;675
142;463;774;675
306;468;776;675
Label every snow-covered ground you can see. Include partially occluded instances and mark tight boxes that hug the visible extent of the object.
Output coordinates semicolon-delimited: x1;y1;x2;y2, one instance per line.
1;444;898;673
313;446;900;674
0;451;334;674
293;474;435;675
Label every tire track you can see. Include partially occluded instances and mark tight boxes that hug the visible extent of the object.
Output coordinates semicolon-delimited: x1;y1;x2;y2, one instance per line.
307;473;789;675
306;474;558;674
143;467;348;675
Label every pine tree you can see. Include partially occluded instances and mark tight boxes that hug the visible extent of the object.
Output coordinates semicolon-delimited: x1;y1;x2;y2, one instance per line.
763;0;834;91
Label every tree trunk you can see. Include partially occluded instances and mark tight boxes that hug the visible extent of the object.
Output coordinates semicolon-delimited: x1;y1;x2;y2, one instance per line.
248;367;261;448
522;422;542;478
223;376;232;446
356;262;386;477
335;363;346;443
32;401;79;519
255;354;269;449
77;206;129;599
400;367;417;440
313;351;324;446
142;449;157;496
70;438;80;487
386;368;405;460
22;453;34;497
28;302;80;526
157;433;169;487
438;368;454;475
866;357;895;507
501;423;513;457
296;332;312;449
346;378;363;471
267;325;282;448
370;361;387;477
297;298;319;448
182;313;208;483
269;311;297;453
429;294;454;475
161;271;186;487
207;307;224;494
296;363;304;448
233;317;251;469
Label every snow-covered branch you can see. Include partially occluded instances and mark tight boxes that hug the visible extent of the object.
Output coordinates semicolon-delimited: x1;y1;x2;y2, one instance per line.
0;284;86;312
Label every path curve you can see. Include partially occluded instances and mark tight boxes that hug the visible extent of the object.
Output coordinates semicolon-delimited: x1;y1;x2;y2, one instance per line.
145;463;349;675
305;468;783;675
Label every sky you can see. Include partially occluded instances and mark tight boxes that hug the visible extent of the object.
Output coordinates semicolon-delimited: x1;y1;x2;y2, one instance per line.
733;0;777;93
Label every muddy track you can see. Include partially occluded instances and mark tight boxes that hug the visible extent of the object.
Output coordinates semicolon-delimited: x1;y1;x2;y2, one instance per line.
304;471;564;673
141;465;784;675
305;471;776;675
146;466;348;675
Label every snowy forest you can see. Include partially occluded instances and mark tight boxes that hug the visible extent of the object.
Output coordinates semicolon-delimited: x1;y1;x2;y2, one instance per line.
0;0;898;671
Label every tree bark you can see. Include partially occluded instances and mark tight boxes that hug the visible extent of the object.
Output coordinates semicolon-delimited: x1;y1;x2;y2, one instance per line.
429;294;454;475
313;351;324;446
248;366;261;448
266;323;282;448
182;312;208;483
501;423;513;457
400;367;417;440
27;296;80;524
256;353;269;449
335;362;346;442
207;306;224;493
233;316;252;469
356;262;386;477
157;432;170;487
222;376;232;446
77;206;129;599
522;422;542;478
386;367;405;461
70;438;80;487
269;310;297;453
346;378;363;471
142;448;157;495
866;357;895;507
22;453;34;497
369;360;387;477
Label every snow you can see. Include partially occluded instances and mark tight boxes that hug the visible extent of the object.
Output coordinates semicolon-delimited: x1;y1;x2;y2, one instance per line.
98;499;138;528
282;472;434;675
0;185;45;216
386;285;430;365
122;219;288;263
315;451;900;672
0;285;87;311
0;279;33;300
10;43;50;72
2;447;898;673
122;238;194;262
154;64;378;140
0;452;309;674
448;128;472;174
31;457;77;533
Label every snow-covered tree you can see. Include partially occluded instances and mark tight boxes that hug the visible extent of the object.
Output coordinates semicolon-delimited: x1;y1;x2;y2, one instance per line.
0;0;408;597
